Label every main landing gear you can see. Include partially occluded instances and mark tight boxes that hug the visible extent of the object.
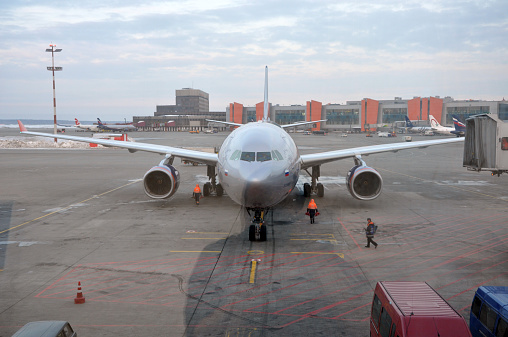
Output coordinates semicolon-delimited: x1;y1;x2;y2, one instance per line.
202;165;224;197
303;165;324;198
248;209;268;242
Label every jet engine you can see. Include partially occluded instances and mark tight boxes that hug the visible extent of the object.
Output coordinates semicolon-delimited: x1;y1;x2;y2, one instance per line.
346;165;383;200
143;164;180;199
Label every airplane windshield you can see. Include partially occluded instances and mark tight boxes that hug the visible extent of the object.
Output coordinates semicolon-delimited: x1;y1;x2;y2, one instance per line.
230;150;241;161
256;152;271;162
232;150;282;162
240;152;255;162
272;150;283;161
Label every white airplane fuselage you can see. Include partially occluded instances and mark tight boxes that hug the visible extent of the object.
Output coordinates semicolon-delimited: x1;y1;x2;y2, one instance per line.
217;121;301;209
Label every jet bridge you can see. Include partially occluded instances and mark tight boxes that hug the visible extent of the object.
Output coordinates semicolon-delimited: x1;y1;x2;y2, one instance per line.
463;112;508;176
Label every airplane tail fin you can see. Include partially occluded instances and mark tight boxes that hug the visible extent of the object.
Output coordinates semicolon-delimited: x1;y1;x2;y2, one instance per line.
263;66;269;121
97;118;103;126
75;118;80;126
452;115;466;131
17;120;27;132
404;116;414;128
429;115;441;128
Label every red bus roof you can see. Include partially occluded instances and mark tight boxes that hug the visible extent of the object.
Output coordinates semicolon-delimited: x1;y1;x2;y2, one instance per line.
381;281;460;317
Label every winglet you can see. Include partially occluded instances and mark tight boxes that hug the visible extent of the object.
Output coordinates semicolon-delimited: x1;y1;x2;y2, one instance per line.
17;120;27;132
263;66;269;121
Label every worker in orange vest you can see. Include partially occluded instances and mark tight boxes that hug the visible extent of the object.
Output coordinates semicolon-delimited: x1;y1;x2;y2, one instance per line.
193;184;202;205
306;199;319;224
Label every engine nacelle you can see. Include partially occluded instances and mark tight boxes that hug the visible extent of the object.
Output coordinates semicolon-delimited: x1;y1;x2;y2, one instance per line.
346;165;383;200
143;164;180;199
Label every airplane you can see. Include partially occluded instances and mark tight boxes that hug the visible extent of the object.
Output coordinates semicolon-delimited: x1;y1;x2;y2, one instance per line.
74;118;99;132
97;118;137;131
429;115;456;136
404;116;433;133
451;114;466;137
17;67;465;241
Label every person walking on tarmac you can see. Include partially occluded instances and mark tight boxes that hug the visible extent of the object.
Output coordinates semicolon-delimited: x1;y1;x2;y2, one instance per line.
306;199;319;224
364;218;378;248
193;184;202;205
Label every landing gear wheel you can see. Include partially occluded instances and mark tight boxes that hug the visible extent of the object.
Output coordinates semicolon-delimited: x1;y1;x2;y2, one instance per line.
260;225;267;241
216;183;224;197
203;182;211;197
317;183;324;197
249;224;256;241
303;183;311;197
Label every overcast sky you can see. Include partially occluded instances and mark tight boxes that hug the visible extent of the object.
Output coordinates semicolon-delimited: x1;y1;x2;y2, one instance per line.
1;0;507;121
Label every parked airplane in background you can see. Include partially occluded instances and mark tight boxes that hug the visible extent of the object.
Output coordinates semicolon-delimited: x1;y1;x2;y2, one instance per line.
18;67;465;241
74;118;99;132
404;116;433;133
97;118;137;131
452;114;466;137
429;115;456;136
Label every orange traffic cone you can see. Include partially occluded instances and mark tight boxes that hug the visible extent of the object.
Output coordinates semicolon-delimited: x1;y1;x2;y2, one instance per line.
74;281;86;304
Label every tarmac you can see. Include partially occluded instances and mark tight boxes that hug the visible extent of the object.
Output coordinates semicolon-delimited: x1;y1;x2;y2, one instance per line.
1;128;507;336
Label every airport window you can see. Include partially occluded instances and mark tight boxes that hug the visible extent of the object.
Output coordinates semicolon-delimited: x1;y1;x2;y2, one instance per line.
230;150;241;161
379;307;392;337
272;150;283;161
371;294;382;328
499;104;508;121
240;152;255;162
480;302;497;332
256;152;272;162
496;317;507;337
501;138;508;151
472;296;482;317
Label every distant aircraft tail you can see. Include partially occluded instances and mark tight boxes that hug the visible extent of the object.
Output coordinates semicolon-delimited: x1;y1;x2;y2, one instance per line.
75;118;80;126
97;118;104;126
452;115;466;132
404;116;415;128
429;115;441;128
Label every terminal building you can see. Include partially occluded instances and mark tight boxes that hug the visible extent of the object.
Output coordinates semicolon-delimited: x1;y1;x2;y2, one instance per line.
134;88;227;131
133;88;506;132
228;97;505;132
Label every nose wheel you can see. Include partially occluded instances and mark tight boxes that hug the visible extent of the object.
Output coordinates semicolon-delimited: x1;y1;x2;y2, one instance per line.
248;209;267;241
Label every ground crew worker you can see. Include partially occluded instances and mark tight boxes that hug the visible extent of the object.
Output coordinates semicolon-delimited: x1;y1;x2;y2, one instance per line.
193;184;202;205
306;199;319;224
364;218;378;248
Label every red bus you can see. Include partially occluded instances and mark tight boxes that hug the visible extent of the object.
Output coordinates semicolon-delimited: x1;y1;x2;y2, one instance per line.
370;281;472;337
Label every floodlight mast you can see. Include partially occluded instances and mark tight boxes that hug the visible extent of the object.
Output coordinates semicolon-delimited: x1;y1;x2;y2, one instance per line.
46;44;62;142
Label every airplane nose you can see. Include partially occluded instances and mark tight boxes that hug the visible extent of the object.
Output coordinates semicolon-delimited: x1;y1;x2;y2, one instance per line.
239;164;281;207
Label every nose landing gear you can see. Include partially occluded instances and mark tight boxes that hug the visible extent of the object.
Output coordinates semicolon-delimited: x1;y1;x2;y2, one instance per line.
248;209;267;241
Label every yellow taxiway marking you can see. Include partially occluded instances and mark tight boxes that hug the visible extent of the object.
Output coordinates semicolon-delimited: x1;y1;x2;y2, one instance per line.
0;180;139;235
249;260;258;284
170;251;222;253
291;252;344;258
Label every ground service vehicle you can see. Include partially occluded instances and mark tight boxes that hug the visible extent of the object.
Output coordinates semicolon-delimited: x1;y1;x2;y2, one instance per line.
470;286;508;337
12;321;76;337
370;281;471;337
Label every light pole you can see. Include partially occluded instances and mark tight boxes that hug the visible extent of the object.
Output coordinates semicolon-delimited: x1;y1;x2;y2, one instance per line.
46;44;62;142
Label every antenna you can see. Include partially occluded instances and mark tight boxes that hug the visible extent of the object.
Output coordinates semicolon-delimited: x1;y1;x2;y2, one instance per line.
263;66;269;121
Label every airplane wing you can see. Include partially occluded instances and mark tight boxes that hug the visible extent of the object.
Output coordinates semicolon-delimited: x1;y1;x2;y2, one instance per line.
206;119;243;127
299;137;464;169
17;121;218;166
280;119;327;129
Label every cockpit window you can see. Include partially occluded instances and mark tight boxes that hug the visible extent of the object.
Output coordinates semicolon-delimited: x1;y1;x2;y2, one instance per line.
272;150;283;161
240;151;255;162
256;152;272;162
230;150;241;161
